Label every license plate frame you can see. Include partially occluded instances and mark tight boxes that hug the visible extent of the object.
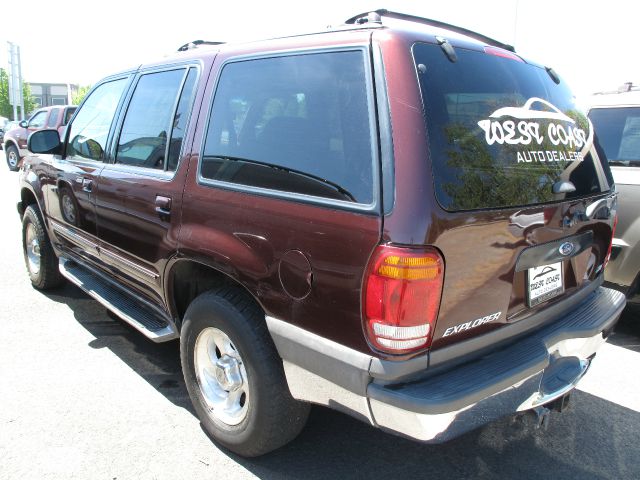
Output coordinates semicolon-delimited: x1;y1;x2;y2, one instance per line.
527;262;564;307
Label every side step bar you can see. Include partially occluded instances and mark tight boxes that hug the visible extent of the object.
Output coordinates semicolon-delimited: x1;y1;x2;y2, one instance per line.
59;257;178;342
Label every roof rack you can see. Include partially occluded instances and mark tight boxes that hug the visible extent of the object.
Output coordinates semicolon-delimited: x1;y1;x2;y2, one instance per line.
177;40;225;52
593;82;640;95
345;9;515;52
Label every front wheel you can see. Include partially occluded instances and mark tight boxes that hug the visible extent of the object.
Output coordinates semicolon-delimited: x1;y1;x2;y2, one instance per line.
22;205;63;290
181;287;309;457
6;144;20;171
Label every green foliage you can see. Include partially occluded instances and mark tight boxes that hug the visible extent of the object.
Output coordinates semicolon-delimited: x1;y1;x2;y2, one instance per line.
0;68;37;119
441;123;563;210
0;69;12;119
22;83;37;116
72;85;92;106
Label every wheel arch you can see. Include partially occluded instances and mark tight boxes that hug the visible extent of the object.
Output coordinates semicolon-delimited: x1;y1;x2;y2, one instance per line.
19;185;41;218
165;258;266;330
4;138;19;152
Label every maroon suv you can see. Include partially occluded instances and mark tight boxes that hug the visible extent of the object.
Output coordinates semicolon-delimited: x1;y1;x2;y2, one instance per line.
4;105;76;171
17;10;623;457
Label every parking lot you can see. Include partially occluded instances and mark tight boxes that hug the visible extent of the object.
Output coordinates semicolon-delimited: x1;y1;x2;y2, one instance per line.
0;166;639;480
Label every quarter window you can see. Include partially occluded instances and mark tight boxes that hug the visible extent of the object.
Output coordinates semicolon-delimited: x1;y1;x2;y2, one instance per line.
201;51;374;204
66;79;128;161
116;69;186;170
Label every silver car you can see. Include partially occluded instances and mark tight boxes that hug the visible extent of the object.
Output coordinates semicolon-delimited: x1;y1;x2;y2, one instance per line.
588;83;640;305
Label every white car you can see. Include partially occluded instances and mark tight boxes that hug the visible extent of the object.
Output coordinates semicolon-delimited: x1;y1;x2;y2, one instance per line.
588;83;640;305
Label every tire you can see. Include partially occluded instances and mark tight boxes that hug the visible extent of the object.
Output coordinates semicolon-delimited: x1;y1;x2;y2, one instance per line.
22;205;63;290
181;287;310;457
6;144;20;171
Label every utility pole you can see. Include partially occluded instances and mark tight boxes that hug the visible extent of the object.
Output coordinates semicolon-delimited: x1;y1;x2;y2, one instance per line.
7;42;24;121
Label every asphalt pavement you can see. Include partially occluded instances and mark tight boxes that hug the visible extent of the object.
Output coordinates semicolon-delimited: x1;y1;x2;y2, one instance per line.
0;166;639;479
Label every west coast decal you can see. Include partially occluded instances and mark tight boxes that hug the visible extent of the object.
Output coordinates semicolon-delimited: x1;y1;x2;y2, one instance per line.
476;98;593;164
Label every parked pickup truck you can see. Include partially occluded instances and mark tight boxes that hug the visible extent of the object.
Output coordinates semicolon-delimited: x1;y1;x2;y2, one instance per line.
17;10;624;457
4;105;76;171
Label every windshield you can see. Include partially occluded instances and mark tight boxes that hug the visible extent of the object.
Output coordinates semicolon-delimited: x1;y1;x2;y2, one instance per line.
588;107;640;167
413;42;611;211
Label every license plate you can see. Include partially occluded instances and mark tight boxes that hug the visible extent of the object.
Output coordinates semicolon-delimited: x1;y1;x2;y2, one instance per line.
527;262;563;307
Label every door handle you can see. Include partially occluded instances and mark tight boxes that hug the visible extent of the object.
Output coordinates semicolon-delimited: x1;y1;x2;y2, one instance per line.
155;195;172;219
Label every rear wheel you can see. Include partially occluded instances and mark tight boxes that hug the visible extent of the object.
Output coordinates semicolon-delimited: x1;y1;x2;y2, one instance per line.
6;144;20;171
22;205;63;290
181;287;309;457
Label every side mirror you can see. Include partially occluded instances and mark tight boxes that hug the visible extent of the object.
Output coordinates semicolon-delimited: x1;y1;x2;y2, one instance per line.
28;129;62;155
19;120;28;128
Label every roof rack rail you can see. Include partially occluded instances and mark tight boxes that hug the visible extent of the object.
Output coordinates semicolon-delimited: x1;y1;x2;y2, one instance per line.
593;82;640;95
345;9;515;53
177;40;225;52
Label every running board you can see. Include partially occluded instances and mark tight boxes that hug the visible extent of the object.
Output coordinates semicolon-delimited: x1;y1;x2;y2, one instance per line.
59;257;178;342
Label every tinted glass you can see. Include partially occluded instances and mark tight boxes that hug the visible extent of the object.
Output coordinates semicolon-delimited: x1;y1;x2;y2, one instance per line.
67;79;127;161
202;51;374;204
29;111;47;128
63;107;76;125
589;107;640;166
167;68;197;171
116;69;185;170
414;43;610;211
46;108;60;128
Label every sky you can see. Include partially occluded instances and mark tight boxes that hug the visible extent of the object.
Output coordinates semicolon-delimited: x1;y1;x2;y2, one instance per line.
0;0;637;100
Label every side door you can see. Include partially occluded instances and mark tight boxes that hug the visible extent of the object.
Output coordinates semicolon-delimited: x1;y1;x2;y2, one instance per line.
45;78;130;261
95;66;200;303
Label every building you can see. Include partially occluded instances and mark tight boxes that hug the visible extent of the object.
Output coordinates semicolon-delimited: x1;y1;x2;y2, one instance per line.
29;82;78;108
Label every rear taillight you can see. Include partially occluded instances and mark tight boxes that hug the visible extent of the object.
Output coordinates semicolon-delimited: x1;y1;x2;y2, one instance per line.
604;213;618;268
363;245;444;354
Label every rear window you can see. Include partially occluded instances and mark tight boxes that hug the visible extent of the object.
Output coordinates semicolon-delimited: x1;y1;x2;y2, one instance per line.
414;43;610;211
588;107;640;167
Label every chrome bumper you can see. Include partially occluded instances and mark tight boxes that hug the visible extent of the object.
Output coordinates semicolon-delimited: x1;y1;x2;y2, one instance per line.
368;334;603;442
268;286;625;443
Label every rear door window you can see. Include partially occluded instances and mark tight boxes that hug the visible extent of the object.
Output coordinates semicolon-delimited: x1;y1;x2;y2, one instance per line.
46;108;60;128
589;107;640;167
414;43;611;211
116;69;186;170
201;50;375;205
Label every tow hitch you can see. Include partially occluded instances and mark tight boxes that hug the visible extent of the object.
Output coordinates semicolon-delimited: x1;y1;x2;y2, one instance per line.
525;392;573;431
548;391;572;413
533;405;551;430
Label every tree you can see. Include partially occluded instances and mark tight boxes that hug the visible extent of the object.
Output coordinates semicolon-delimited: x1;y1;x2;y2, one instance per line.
0;68;37;119
72;85;92;106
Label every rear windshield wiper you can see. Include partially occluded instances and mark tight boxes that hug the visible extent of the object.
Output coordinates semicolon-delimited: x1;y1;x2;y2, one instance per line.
212;155;357;202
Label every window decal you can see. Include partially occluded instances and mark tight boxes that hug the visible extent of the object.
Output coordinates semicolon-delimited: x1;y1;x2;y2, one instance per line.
477;97;593;164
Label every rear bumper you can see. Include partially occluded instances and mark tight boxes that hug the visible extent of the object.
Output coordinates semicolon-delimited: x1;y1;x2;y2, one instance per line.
268;285;625;443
